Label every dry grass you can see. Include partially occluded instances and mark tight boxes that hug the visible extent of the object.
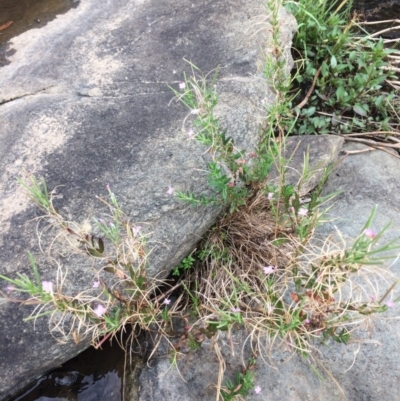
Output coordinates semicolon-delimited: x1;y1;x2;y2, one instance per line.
178;185;399;373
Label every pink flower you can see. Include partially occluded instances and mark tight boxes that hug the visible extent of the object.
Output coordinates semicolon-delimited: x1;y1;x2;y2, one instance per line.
386;300;395;308
228;182;235;188
92;281;100;288
5;285;14;292
93;304;107;317
187;128;195;137
42;281;53;294
163;298;171;305
267;192;274;200
289;206;295;213
231;307;241;312
132;225;142;236
167;186;174;195
370;295;377;301
179;82;186;90
364;228;377;239
304;318;310;324
254;385;262;394
262;265;277;274
298;208;308;216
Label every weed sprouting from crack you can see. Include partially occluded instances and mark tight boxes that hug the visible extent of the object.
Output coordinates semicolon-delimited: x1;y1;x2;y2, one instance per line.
0;176;177;350
165;2;400;394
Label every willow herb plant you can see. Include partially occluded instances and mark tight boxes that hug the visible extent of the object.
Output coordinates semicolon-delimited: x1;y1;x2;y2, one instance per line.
163;0;400;397
167;56;399;401
1;176;179;348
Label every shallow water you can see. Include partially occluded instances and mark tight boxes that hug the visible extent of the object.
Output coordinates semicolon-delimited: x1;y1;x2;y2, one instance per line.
0;0;79;44
0;0;79;65
9;339;125;401
353;0;400;21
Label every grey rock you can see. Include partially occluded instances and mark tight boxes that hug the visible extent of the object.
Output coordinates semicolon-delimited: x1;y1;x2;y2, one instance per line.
137;329;339;401
269;135;344;196
0;0;297;399
139;329;254;401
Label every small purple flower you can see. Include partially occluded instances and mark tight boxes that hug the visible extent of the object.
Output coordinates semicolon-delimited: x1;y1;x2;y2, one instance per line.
386;300;395;308
370;295;377;302
5;285;15;292
132;225;142;236
167;186;174;196
92;281;100;288
106;184;110;191
254;385;262;394
304;318;310;324
42;281;53;294
187;128;195;138
163;298;171;305
262;265;277;275
179;82;186;90
364;228;377;239
298;208;308;217
267;192;274;200
289;206;295;213
93;304;107;317
231;307;241;313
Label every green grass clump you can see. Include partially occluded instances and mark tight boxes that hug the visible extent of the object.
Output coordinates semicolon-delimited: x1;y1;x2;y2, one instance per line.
285;0;400;136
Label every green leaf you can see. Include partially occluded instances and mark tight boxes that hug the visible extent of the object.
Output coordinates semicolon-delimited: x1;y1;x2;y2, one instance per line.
348;51;356;62
28;252;42;290
303;106;316;117
98;237;105;254
336;86;346;102
321;61;329;77
353;104;367;117
87;247;104;257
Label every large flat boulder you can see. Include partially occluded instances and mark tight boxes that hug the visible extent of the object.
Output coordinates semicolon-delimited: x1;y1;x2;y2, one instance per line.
0;0;297;399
